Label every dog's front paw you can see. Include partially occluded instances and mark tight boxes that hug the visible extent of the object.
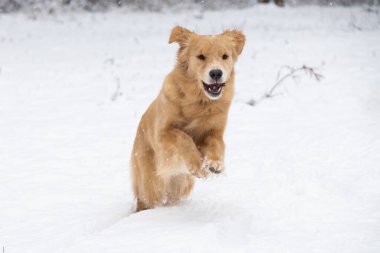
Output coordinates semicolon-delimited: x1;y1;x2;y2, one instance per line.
188;160;209;179
189;166;209;178
202;157;224;174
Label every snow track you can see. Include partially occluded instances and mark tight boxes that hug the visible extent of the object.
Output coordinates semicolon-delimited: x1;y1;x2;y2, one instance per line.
0;6;379;253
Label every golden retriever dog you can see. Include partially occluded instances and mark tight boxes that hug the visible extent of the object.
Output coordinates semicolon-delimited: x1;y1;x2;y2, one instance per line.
131;26;245;212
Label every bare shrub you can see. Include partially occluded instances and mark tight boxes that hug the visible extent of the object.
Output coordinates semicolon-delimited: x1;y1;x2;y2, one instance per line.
248;65;323;106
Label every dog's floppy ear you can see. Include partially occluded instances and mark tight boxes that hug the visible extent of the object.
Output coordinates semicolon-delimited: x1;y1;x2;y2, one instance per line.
169;26;194;48
222;30;246;56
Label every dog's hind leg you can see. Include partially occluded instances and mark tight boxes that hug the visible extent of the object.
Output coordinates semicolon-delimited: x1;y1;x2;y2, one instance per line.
132;141;165;212
136;198;149;212
166;174;194;205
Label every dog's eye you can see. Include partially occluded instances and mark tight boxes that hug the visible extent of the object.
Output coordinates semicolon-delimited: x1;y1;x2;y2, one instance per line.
222;54;229;60
198;54;206;60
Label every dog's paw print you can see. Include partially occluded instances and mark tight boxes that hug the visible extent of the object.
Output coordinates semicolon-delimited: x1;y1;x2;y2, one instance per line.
202;157;224;174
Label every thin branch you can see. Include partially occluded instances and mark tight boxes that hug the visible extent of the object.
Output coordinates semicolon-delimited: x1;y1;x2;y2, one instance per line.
249;64;323;106
111;77;122;102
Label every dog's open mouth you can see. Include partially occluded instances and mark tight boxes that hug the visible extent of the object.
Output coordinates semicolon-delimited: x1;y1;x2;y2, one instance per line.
202;81;225;98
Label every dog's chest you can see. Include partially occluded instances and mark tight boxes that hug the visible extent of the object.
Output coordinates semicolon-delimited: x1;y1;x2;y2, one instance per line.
179;104;222;139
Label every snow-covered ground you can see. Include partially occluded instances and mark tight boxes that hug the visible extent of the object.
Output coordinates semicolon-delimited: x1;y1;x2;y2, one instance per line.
1;5;380;253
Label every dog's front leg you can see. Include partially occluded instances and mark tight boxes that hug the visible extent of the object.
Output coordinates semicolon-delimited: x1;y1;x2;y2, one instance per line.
199;133;225;174
155;128;208;178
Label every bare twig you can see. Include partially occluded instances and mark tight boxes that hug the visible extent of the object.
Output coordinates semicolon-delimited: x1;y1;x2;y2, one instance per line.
111;77;122;102
249;64;323;106
266;65;323;98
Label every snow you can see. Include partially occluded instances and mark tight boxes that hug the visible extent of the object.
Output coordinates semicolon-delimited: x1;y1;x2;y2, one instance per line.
1;5;380;253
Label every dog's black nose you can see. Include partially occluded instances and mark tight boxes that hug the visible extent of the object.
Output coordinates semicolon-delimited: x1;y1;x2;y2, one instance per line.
209;69;223;81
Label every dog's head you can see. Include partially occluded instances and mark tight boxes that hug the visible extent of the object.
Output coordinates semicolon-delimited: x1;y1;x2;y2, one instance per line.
169;26;245;100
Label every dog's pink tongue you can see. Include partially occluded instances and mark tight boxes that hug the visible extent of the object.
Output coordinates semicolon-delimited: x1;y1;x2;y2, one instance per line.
212;84;219;91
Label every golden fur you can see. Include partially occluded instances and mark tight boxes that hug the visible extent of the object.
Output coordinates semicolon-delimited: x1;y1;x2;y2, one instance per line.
131;26;245;212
